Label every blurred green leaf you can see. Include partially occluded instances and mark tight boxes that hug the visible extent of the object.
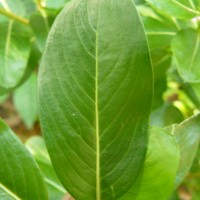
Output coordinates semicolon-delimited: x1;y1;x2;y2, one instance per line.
13;73;38;129
0;0;36;17
146;0;199;19
172;29;200;83
0;20;31;89
0;94;9;104
26;136;67;200
138;6;177;50
0;41;41;95
151;49;172;108
44;0;70;9
120;127;180;200
150;103;184;127
30;12;49;52
0;118;48;200
174;113;200;187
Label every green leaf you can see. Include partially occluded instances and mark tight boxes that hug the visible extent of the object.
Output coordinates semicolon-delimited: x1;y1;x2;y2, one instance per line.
172;29;200;83
0;40;41;95
120;127;180;200
0;118;48;200
13;73;38;129
1;0;36;17
174;113;200;187
26;136;67;200
150;49;172;108
146;0;199;19
150;103;184;127
30;12;49;52
0;20;31;89
0;94;9;104
138;6;177;50
38;0;153;199
44;0;70;9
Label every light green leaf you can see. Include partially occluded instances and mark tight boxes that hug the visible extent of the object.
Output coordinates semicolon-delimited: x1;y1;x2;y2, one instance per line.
26;136;67;200
30;12;49;52
174;113;200;187
0;118;48;200
44;0;70;9
146;0;199;19
0;94;9;104
38;0;153;199
13;73;38;129
172;29;200;83
1;0;36;17
120;127;180;200
0;20;31;89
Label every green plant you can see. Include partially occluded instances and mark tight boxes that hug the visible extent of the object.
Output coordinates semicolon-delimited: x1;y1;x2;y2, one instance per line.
0;0;200;199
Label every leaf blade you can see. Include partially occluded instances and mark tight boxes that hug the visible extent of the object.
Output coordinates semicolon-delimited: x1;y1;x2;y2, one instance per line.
39;0;153;199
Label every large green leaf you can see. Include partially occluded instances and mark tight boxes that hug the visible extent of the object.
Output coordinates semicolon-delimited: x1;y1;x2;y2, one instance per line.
146;0;199;19
120;127;180;200
0;20;31;89
0;119;48;200
26;136;67;200
174;113;200;187
13;73;38;129
38;0;153;199
172;29;200;83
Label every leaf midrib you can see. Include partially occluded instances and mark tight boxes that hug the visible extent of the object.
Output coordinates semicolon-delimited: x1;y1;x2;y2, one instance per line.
0;182;21;200
95;29;100;200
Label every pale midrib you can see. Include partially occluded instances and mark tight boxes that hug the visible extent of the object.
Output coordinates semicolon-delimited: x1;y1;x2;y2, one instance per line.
44;178;66;194
0;183;21;200
95;30;100;200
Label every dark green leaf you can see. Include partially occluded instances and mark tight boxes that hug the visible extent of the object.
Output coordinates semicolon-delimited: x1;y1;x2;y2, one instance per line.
38;0;153;199
0;119;48;200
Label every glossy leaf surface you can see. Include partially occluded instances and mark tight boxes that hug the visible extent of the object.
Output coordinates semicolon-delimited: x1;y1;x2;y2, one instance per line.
172;29;200;83
39;0;153;199
174;113;200;187
146;0;199;19
0;119;48;200
120;127;180;200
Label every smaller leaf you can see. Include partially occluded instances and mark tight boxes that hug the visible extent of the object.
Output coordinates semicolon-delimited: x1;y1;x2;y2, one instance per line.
146;0;199;19
13;73;38;129
26;136;67;200
30;12;49;52
120;127;180;200
174;113;200;187
172;29;200;83
0;118;48;200
150;103;184;127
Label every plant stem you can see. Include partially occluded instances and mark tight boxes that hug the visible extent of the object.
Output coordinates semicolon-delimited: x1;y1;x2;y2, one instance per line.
0;8;29;25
